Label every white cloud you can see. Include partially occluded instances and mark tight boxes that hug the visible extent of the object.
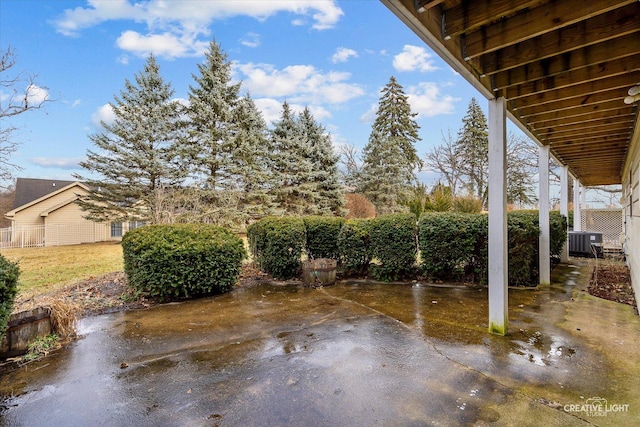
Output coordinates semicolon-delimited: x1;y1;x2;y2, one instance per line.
53;1;343;58
359;103;378;123
234;62;364;105
91;103;116;126
332;47;358;63
253;98;283;125
71;99;82;108
393;45;438;72
116;30;209;59
25;85;49;106
31;157;84;169
406;82;458;117
240;32;260;48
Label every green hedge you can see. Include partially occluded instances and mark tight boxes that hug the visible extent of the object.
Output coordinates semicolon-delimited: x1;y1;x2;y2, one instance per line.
419;212;486;282
303;216;345;260
419;211;567;286
506;212;540;286
248;216;306;280
0;255;20;339
337;219;372;276
122;224;246;300
550;211;569;258
370;213;417;281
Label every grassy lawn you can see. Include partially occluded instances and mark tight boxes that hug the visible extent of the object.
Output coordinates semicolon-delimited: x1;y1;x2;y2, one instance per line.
1;241;123;297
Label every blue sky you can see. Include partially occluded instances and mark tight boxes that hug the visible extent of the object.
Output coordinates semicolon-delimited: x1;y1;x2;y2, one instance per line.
0;0;513;187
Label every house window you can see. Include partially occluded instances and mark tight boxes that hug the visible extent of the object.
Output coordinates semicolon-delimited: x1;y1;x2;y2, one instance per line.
128;221;146;230
111;222;123;238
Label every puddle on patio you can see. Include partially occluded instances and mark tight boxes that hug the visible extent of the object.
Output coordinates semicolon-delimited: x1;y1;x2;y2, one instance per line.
0;265;633;426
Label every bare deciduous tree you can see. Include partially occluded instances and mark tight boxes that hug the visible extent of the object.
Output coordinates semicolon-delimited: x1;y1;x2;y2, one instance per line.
337;143;361;188
0;47;51;187
423;130;463;196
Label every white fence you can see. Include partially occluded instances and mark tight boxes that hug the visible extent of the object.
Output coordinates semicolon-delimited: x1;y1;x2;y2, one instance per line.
0;223;113;249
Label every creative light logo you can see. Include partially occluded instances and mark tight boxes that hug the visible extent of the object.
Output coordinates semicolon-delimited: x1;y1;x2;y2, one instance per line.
564;397;630;417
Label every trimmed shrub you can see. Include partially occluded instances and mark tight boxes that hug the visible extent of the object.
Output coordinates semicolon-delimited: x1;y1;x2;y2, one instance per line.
122;224;246;300
550;211;568;258
247;216;306;280
370;213;417;281
507;212;540;286
304;216;345;260
0;254;20;339
419;212;485;281
337;219;372;276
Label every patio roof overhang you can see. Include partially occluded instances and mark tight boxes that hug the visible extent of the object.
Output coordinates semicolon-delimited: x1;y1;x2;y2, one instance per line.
382;0;640;187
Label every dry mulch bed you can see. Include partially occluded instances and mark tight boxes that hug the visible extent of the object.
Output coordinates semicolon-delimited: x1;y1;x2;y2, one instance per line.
13;263;269;318
588;261;637;310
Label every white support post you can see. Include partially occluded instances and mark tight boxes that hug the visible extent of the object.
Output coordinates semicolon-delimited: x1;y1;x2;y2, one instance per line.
574;179;582;232
539;145;551;285
560;166;569;262
488;97;508;335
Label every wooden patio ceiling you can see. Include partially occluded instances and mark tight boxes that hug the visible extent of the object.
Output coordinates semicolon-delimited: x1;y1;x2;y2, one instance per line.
382;0;640;186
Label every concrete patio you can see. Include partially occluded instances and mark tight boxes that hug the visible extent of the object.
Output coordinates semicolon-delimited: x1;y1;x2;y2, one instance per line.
1;260;638;426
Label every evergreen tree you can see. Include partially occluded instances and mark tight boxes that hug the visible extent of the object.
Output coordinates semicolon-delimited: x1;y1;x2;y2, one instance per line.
358;76;422;214
506;132;538;207
186;40;241;189
297;107;345;215
269;101;316;215
75;55;186;224
456;97;488;207
224;94;277;221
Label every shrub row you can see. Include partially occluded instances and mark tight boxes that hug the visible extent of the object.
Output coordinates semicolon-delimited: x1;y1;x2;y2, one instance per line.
122;223;246;301
249;211;567;286
420;210;567;286
249;214;417;281
0;254;20;339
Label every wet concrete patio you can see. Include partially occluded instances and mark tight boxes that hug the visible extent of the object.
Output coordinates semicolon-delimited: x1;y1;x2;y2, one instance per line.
1;261;638;426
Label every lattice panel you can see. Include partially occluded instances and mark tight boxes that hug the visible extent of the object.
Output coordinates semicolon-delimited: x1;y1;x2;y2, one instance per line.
581;209;623;246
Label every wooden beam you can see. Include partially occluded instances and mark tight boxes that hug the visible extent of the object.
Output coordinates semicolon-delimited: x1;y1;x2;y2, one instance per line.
532;110;636;130
442;0;543;39
510;71;639;110
463;0;635;59
504;53;640;100
538;119;632;136
523;100;629;124
546;130;631;144
547;131;630;144
553;143;627;154
491;33;640;90
478;4;640;75
416;0;446;11
511;85;628;118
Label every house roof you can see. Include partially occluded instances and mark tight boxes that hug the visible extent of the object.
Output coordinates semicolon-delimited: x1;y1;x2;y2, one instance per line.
13;178;77;209
383;0;639;186
6;180;89;218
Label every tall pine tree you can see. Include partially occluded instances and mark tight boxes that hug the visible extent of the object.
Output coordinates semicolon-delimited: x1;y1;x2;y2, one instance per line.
75;55;186;224
456;97;488;207
297;107;345;215
269;101;316;215
358;76;422;214
186;40;241;189
224;94;277;222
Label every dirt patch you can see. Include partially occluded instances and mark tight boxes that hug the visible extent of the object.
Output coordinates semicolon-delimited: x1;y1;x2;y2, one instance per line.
12;264;271;319
588;261;637;310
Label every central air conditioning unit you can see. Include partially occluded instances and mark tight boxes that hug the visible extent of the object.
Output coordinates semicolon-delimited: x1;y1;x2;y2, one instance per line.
568;231;603;258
